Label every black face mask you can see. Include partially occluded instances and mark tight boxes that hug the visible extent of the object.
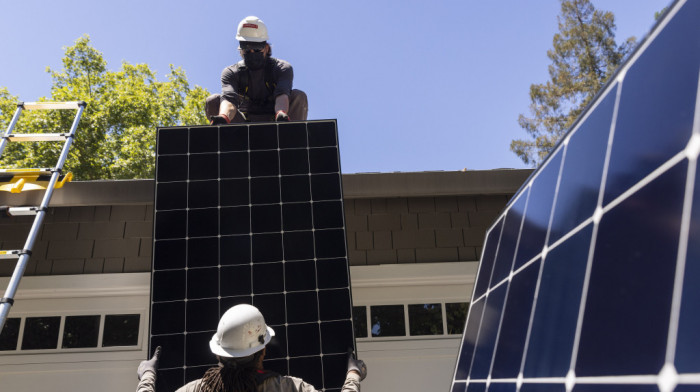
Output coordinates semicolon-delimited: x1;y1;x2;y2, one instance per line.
243;52;266;70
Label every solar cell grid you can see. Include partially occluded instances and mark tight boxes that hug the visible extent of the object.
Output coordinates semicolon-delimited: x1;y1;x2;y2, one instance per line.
150;120;354;392
452;1;700;391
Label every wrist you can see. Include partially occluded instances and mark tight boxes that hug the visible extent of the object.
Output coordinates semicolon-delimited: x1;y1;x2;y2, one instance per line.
346;371;362;381
220;114;230;123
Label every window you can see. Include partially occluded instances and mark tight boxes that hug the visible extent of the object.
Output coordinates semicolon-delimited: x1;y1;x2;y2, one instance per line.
0;313;141;352
408;304;443;336
370;305;405;337
0;318;21;350
103;314;140;347
63;316;100;348
353;302;470;339
446;302;469;335
352;306;368;338
22;317;61;350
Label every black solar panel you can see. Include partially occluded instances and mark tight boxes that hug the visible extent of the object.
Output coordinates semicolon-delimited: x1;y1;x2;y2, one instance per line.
150;120;355;392
451;1;700;391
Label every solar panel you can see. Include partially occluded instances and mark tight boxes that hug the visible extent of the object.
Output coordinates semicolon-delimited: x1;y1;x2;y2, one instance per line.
451;1;700;391
150;120;355;392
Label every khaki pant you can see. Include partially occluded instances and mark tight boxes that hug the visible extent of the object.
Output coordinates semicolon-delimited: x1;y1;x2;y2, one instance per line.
205;89;308;122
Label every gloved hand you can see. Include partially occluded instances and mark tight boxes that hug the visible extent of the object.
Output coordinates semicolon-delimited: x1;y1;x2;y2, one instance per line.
137;346;161;380
347;348;367;381
275;110;290;122
210;115;230;125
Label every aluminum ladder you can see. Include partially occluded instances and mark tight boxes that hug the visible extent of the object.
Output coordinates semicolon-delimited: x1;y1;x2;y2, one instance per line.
0;101;86;330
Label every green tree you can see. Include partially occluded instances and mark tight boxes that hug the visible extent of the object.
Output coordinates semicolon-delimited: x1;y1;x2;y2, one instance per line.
654;7;669;21
0;35;209;179
511;0;635;166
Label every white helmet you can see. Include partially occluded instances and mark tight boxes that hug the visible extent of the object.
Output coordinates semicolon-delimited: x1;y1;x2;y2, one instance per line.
236;16;269;43
209;304;275;358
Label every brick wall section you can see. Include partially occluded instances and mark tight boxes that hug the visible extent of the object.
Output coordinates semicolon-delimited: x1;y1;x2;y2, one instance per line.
345;194;510;266
0;205;153;277
0;193;509;276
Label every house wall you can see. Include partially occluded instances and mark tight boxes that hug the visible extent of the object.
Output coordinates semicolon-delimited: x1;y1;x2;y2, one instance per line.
0;274;150;392
0;194;509;277
0;170;530;391
352;262;478;391
344;195;509;266
0;262;475;392
0;205;154;276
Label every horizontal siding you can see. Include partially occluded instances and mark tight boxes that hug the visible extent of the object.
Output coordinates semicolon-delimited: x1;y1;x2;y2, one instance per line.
0;194;510;276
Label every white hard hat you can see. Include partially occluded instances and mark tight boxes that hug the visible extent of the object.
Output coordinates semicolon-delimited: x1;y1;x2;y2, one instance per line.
209;304;275;358
236;16;269;43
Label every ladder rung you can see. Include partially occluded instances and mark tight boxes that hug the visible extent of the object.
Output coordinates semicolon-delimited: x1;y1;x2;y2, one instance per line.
22;101;84;110
5;133;69;142
7;207;42;216
0;251;21;259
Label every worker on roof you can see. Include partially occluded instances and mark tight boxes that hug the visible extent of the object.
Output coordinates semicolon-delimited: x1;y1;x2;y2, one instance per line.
136;304;366;392
207;16;308;124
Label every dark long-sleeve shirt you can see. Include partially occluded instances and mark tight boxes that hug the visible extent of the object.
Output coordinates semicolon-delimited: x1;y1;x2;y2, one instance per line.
221;57;293;114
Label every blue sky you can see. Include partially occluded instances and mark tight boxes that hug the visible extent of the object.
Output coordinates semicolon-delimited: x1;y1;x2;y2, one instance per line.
0;0;671;174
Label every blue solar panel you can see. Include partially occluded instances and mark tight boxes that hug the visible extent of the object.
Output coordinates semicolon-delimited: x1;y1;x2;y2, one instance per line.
150;120;355;392
451;1;700;391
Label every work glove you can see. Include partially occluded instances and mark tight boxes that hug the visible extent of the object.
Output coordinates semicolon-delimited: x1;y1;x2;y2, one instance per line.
210;115;230;125
275;110;290;122
137;346;161;380
347;348;367;381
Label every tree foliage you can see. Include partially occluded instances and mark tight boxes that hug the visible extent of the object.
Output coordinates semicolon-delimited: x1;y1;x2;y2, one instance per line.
511;0;635;166
654;7;669;21
0;35;209;179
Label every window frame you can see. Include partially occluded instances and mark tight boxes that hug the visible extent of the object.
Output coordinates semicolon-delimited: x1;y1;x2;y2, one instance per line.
1;310;145;354
354;301;469;341
0;273;150;365
349;261;476;342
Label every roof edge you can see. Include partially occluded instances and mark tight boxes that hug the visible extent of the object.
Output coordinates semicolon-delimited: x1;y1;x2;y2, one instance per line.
342;169;532;198
0;170;532;207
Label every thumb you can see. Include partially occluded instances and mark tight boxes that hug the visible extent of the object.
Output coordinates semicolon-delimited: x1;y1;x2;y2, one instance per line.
151;346;161;361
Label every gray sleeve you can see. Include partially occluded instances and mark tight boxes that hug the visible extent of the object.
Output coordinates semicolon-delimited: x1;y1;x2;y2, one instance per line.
274;374;360;392
273;59;294;98
341;372;361;392
175;379;202;392
281;376;319;392
135;371;156;392
220;65;242;105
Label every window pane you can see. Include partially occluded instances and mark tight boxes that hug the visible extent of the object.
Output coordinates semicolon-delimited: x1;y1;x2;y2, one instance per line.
446;302;470;335
408;303;443;336
22;317;60;350
352;306;367;338
370;305;405;337
103;314;140;347
63;315;100;348
0;318;20;351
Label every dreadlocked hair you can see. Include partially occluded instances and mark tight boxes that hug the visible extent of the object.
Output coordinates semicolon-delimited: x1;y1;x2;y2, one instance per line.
195;350;264;392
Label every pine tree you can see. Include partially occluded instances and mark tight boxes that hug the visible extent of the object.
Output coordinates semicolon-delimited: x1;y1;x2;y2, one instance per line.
511;0;635;166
